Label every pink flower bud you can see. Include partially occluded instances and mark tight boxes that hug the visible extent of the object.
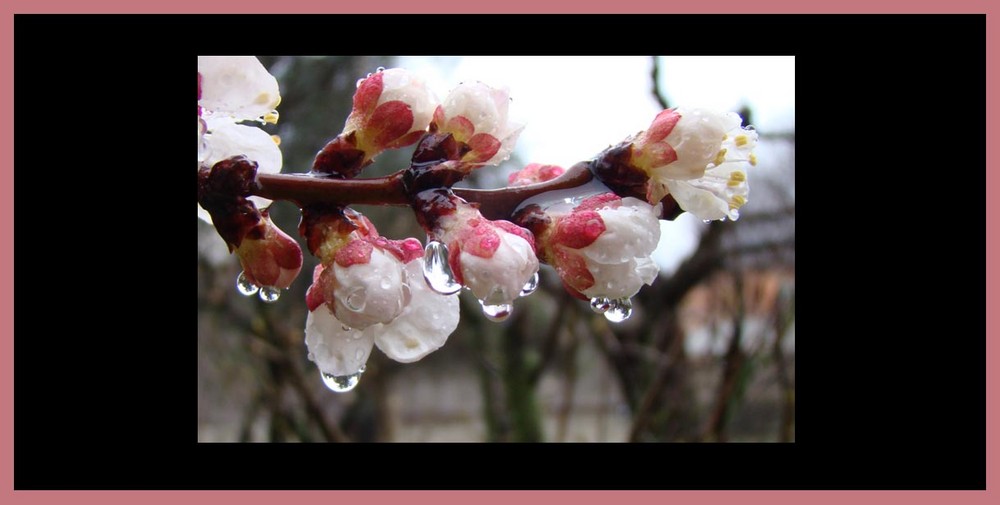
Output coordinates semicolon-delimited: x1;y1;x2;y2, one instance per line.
538;193;660;300
432;81;524;166
342;68;437;160
435;201;538;307
508;163;565;186
234;216;303;290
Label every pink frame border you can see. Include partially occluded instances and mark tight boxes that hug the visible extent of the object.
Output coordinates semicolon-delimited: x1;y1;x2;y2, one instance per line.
2;1;993;503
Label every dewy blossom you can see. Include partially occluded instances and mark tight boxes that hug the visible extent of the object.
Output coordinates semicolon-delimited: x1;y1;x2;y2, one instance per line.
507;163;565;186
343;68;437;159
198;56;282;223
303;226;460;385
630;108;756;221
431;81;524;166
234;213;303;291
431;199;538;314
536;193;661;301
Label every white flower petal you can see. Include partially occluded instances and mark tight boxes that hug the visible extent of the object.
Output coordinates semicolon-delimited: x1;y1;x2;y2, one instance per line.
581;256;659;300
305;306;375;377
202;120;282;174
197;204;213;224
580;198;661;264
665;179;732;221
654;108;737;180
378;68;438;134
331;248;408;330
374;260;460;363
484;122;524;166
460;231;538;305
198;56;280;122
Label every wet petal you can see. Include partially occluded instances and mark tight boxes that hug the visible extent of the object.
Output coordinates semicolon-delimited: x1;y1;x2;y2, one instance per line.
198;56;280;121
305;306;375;377
375;260;460;363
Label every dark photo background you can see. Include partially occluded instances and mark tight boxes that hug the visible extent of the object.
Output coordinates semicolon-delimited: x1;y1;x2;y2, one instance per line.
13;14;984;490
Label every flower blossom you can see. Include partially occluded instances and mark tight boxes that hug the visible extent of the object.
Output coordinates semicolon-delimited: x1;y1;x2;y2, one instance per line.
432;199;538;310
536;193;661;300
431;81;524;166
303;213;460;381
198;56;282;223
234;213;303;291
630;108;756;221
508;163;565;186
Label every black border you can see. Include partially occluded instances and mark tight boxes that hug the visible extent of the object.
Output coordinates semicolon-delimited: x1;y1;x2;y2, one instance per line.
14;14;985;490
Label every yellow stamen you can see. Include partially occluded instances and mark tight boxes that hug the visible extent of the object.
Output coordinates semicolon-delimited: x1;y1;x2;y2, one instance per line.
264;111;279;124
730;195;747;209
749;153;758;166
271;135;281;146
734;134;748;147
727;171;746;187
713;149;728;166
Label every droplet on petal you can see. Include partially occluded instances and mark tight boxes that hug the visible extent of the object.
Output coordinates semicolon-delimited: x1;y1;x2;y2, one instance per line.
259;286;281;303
422;241;462;295
590;296;612;313
345;287;367;312
236;271;259;296
519;272;540;297
480;301;513;322
320;365;366;393
603;298;633;323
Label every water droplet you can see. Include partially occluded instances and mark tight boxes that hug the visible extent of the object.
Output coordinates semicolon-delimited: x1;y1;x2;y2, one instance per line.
703;220;712;224
307;352;315;362
341;324;352;332
355;348;365;361
519;272;540;297
320;366;366;393
480;301;512;322
379;276;392;290
604;298;633;323
422;241;462;295
375;66;385;73
355;77;365;88
259;286;281;303
590;296;611;313
236;271;259;296
345;288;367;311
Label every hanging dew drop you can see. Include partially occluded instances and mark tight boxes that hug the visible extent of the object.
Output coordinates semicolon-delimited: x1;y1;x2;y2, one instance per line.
320;366;365;393
375;66;386;73
422;241;462;295
603;298;633;323
259;286;281;303
480;301;513;322
590;296;612;313
356;77;365;88
236;271;259;296
519;272;540;297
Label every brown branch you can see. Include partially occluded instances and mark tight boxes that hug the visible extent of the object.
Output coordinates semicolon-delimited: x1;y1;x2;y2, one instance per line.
253;162;594;221
651;56;670;109
702;273;747;442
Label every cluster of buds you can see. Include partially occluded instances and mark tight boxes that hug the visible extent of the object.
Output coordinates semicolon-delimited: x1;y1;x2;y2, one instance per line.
197;57;758;393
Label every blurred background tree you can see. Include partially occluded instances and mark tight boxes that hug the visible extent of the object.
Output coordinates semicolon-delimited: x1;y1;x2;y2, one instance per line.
197;56;795;442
